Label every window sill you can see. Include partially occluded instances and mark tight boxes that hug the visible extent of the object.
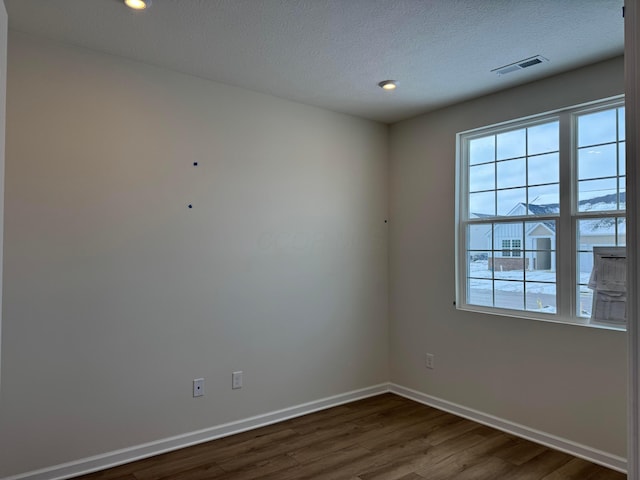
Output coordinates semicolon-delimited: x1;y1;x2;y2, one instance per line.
456;303;627;332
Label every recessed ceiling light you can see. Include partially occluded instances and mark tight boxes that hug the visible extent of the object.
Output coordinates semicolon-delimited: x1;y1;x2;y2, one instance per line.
124;0;151;10
378;80;398;91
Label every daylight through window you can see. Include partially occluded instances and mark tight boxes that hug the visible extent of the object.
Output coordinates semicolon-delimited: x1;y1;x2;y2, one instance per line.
457;98;625;328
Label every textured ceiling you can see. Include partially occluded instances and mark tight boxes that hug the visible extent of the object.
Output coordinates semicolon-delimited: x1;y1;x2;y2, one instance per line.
4;0;625;123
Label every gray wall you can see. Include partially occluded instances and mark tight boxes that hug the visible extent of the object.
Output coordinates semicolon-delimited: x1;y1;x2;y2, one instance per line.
0;0;5;393
389;56;627;457
0;32;389;477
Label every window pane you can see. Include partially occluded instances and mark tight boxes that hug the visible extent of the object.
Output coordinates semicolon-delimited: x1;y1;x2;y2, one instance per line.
470;191;495;216
468;252;492;279
469;163;495;192
527;184;559;213
528;152;559;185
467;279;493;307
526;283;556;313
497;188;525;215
578;251;595;286
578;109;617;147
530;252;556;278
527;121;559;155
619;177;626;210
526;243;555;278
576;248;599;319
618;218;626;246
497;158;526;189
618;107;625;141
497;129;526;160
492;222;523;279
619;142;625;176
494;281;524;310
618;142;627;181
493;222;523;244
513;239;522;255
495;257;525;280
501;239;511;257
468;224;492;251
578;178;617;212
577;218;618;252
525;221;556;252
469;136;495;165
578;286;593;318
578;144;617;180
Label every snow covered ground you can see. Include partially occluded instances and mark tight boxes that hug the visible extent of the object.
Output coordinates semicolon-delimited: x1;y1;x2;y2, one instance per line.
467;260;594;315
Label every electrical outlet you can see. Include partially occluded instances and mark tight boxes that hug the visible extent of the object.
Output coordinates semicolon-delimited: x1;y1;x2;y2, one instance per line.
193;378;204;397
426;353;435;370
232;371;243;389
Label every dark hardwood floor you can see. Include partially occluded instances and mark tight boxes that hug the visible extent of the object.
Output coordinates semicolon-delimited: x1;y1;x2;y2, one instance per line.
73;393;626;480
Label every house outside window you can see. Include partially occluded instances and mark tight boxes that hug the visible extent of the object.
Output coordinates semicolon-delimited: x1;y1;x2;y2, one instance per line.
500;239;522;258
501;240;511;257
456;98;625;328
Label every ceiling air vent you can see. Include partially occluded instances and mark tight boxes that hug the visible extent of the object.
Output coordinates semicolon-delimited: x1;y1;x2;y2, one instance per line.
491;55;549;76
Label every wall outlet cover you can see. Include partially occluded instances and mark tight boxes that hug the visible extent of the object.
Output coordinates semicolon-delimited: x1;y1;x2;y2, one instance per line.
193;378;204;397
232;371;243;389
426;353;435;370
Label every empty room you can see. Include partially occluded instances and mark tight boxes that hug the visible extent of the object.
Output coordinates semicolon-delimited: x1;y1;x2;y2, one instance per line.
0;1;639;480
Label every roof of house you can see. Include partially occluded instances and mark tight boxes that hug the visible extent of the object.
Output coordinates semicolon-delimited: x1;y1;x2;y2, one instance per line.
483;191;625;236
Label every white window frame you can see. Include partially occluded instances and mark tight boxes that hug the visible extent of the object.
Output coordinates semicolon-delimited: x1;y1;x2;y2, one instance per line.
455;96;625;329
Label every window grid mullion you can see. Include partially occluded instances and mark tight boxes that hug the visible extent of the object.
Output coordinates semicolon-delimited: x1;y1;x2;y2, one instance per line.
558;111;573;319
492;221;496;307
617;107;621;210
494;135;498;217
522;221;527;310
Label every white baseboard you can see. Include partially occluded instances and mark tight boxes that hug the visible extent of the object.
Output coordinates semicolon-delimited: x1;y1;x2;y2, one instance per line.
1;384;389;480
389;383;627;473
4;382;627;479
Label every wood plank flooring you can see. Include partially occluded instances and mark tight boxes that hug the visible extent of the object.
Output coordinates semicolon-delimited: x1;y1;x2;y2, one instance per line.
72;393;626;480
